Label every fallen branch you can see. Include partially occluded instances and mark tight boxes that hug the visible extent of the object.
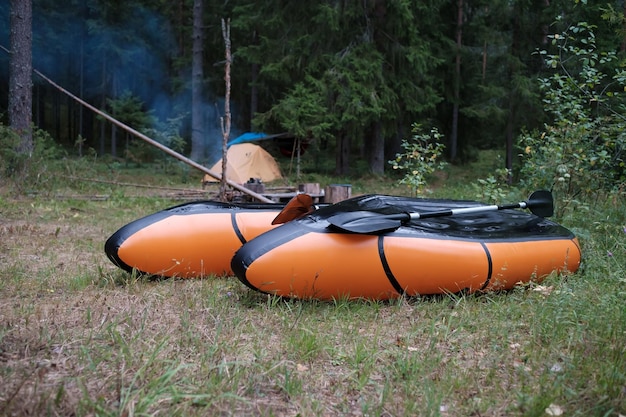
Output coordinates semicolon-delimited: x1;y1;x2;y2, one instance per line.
61;175;209;192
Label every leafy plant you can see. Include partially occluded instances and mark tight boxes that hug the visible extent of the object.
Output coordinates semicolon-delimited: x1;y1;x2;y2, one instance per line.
388;124;447;196
472;167;512;203
0;122;66;193
0;122;22;176
519;20;626;215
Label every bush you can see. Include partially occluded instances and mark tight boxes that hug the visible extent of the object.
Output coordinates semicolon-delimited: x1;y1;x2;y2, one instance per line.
0;122;66;193
519;21;626;214
388;124;447;196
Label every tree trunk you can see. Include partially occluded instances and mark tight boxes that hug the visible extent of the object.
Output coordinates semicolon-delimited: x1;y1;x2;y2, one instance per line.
450;0;463;162
99;51;107;155
249;30;259;130
505;101;514;184
190;0;205;162
111;124;117;158
9;0;33;156
54;89;61;141
78;0;87;156
622;0;626;53
367;121;385;175
505;2;520;184
335;130;350;175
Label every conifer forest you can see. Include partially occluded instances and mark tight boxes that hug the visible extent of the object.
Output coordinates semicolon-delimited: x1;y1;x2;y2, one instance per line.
1;0;625;178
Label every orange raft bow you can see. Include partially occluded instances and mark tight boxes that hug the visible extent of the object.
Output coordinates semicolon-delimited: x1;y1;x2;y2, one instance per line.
105;195;315;278
231;194;581;300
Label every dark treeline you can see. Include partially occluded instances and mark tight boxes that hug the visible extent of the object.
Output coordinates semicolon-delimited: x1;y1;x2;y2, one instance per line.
1;0;624;174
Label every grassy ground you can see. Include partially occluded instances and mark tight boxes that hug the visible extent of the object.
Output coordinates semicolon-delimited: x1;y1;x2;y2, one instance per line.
1;154;625;416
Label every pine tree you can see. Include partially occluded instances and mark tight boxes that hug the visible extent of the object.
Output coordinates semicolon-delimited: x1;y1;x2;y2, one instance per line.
9;0;33;157
190;0;204;162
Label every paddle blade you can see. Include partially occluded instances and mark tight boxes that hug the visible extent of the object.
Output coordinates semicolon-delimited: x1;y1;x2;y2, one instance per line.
327;211;407;234
271;193;315;224
527;190;554;218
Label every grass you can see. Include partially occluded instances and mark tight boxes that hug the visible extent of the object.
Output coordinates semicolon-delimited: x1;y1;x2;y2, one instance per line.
1;154;625;416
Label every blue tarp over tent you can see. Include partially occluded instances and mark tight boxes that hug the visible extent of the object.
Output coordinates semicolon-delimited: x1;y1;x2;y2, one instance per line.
227;132;289;147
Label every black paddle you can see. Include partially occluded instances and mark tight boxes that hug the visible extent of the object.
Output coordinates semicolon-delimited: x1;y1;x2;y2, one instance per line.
327;190;554;234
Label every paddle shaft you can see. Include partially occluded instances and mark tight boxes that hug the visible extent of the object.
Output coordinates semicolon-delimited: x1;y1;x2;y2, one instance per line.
407;201;527;220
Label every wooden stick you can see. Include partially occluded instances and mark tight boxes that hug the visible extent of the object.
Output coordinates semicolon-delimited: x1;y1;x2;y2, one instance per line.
220;18;232;201
60;175;210;192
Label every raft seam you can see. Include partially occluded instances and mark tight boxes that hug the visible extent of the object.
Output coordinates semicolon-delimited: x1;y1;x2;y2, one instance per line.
377;236;406;296
479;242;493;291
231;212;246;244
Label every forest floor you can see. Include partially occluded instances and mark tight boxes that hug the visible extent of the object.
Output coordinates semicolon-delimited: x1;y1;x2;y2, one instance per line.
1;155;624;416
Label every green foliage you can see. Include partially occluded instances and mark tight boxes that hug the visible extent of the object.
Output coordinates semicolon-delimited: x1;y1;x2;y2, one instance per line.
519;21;626;214
323;44;394;128
472;167;512;203
254;77;335;141
0;122;22;176
106;91;153;129
11;0;626;177
105;92;160;165
388;124;447;195
144;115;190;178
241;1;445;173
0;122;66;193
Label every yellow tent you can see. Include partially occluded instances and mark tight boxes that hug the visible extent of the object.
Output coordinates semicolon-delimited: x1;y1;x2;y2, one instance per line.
205;143;282;184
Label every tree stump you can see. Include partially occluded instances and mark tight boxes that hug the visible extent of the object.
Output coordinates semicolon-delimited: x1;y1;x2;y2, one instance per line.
297;183;323;203
324;184;351;204
298;183;320;194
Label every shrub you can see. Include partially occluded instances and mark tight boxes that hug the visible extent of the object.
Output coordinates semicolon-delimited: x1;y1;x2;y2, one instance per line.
388;124;447;196
1;122;66;193
519;21;626;214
